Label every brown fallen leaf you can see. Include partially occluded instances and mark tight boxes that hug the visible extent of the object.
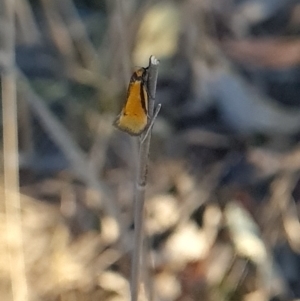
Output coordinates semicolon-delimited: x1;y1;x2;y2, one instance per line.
221;38;300;68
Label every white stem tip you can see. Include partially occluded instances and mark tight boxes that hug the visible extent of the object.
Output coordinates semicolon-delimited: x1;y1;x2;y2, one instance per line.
150;55;160;66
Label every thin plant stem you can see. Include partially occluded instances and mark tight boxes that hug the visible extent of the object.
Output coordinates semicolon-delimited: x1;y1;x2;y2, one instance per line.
1;0;29;300
130;56;160;301
17;70;135;255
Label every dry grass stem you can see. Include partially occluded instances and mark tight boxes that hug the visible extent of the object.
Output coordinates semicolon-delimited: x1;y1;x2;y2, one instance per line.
131;55;160;301
1;0;29;300
17;70;133;252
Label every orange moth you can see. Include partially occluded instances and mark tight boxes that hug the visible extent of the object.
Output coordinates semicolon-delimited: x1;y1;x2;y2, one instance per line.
114;67;149;136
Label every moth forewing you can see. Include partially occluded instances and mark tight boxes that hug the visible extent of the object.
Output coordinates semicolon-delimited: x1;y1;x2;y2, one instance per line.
113;67;150;136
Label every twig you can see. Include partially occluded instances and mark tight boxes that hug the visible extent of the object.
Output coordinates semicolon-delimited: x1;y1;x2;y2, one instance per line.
103;0;132;92
1;0;29;300
40;0;76;63
15;0;40;45
46;0;118;105
130;56;160;301
88;112;114;173
16;69;133;251
55;0;100;70
114;0;131;85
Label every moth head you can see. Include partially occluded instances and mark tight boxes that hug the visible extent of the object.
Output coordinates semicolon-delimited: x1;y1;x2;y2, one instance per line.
131;67;148;82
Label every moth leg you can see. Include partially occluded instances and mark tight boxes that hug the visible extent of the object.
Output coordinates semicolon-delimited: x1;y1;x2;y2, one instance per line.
140;104;161;144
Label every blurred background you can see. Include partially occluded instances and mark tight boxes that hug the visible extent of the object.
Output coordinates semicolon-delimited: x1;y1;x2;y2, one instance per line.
1;0;300;300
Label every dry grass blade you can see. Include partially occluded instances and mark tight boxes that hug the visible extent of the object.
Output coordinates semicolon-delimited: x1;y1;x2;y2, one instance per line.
17;70;133;251
1;0;29;300
15;0;40;44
